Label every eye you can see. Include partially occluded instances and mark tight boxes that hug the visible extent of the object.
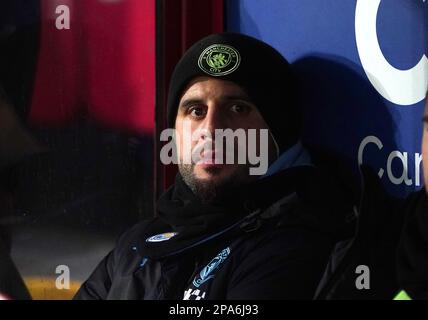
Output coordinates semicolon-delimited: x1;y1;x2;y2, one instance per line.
188;105;206;118
230;104;249;114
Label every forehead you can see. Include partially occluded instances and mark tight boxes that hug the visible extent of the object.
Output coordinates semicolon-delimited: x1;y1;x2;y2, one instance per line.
179;76;250;101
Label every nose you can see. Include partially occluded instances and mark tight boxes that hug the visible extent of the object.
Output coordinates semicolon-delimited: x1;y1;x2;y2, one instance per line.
198;103;225;140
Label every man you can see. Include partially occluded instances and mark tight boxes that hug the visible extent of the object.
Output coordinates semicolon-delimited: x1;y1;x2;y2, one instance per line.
315;92;427;300
75;33;352;300
396;92;428;299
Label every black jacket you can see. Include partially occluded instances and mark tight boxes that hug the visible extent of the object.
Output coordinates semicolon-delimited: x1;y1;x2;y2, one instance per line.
75;166;353;300
396;189;428;299
315;166;407;299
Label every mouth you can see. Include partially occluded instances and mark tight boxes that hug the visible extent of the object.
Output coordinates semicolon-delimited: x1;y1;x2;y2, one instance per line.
195;151;225;168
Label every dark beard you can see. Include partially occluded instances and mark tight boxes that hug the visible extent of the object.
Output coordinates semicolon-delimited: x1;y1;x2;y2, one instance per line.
178;164;253;204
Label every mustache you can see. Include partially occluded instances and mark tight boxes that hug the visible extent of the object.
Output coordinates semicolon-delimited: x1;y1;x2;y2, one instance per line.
191;139;241;164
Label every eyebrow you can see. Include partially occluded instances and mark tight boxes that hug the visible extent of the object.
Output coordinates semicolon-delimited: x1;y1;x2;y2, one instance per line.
179;94;254;109
179;99;204;109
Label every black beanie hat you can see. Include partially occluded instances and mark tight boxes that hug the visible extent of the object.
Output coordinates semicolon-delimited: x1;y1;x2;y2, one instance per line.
167;32;301;153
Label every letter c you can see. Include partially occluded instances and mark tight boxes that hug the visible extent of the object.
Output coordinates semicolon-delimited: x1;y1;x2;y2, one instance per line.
355;0;428;106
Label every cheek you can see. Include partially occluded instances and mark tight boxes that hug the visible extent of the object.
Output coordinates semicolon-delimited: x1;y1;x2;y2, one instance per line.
174;120;201;161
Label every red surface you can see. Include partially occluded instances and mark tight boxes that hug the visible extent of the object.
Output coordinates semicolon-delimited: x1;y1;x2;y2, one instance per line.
30;0;156;134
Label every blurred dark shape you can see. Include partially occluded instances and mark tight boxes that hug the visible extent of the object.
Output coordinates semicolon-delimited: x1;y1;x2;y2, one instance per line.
0;87;37;300
0;87;44;169
0;226;31;300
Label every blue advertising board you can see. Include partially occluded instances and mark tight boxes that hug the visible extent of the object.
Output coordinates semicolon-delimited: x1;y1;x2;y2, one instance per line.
227;0;428;197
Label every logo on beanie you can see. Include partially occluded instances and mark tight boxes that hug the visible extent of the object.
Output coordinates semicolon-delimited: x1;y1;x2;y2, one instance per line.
198;44;241;76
